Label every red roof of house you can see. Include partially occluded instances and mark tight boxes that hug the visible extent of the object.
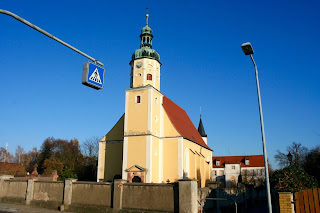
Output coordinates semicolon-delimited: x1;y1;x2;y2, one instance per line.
212;155;264;168
162;96;212;151
0;162;26;175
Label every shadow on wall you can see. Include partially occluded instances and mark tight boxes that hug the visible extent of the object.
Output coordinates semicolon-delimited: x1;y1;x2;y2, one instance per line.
200;185;268;213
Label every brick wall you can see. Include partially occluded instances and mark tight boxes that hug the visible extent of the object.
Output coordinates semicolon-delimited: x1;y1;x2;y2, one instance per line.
278;192;294;213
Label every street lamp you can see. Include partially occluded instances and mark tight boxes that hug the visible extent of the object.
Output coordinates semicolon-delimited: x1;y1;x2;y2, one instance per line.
241;42;272;213
287;152;293;165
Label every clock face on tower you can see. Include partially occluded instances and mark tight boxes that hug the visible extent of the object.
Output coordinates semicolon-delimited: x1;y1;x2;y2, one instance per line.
136;62;142;68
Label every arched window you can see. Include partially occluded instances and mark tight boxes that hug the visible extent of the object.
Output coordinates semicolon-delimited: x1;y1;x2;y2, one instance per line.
147;74;152;80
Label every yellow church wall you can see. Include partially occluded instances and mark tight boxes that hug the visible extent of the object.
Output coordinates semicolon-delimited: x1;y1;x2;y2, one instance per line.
155;63;160;90
132;59;161;91
151;137;159;183
162;138;179;183
104;142;123;181
163;111;180;137
132;60;143;87
126;89;149;135
188;149;196;179
151;91;162;137
98;142;106;181
126;136;146;169
182;139;212;188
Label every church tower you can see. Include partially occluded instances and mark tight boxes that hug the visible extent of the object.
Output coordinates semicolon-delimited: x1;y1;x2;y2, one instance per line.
122;13;163;183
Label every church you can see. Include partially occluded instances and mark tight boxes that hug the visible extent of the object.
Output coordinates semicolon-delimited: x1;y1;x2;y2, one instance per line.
97;14;213;188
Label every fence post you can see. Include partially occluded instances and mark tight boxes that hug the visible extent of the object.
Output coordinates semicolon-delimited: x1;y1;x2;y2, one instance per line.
60;178;76;211
278;192;294;213
25;179;35;205
179;179;197;213
113;179;127;211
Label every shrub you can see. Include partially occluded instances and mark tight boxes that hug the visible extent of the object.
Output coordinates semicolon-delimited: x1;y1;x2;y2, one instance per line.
270;165;318;193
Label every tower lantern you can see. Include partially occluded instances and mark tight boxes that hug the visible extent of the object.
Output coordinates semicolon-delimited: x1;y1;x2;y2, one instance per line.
130;13;161;90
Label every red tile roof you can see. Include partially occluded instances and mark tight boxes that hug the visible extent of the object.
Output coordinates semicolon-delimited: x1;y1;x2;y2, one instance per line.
212;155;264;168
162;96;212;151
0;162;26;175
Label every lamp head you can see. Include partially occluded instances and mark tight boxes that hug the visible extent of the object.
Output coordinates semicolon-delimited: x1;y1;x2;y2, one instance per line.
241;42;254;55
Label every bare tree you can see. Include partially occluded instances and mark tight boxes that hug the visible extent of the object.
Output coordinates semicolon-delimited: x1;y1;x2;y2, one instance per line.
0;147;14;163
15;145;25;164
274;142;308;169
82;136;100;158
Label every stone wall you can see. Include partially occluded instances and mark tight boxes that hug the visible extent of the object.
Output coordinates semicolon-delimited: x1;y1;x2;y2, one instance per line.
122;183;176;212
71;182;112;206
2;180;27;202
0;177;198;213
32;181;64;209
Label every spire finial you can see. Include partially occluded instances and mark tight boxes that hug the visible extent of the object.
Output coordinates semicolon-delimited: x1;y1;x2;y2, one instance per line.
200;107;202;118
146;7;149;25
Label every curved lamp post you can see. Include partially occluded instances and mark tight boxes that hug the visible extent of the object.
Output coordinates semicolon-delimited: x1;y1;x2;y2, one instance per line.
241;42;272;213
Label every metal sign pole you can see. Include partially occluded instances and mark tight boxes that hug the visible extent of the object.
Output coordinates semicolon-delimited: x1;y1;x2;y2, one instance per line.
0;9;104;67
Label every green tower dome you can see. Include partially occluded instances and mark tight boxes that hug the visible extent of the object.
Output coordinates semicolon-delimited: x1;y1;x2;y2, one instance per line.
131;14;160;62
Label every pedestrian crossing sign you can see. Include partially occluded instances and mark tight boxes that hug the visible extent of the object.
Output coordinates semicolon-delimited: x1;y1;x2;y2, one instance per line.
82;61;105;90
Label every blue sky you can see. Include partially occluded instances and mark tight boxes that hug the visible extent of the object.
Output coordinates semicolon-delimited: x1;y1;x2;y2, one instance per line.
1;0;319;169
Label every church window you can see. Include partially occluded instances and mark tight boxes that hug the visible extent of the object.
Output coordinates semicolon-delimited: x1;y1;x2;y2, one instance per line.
147;74;152;80
143;37;146;44
136;95;141;104
147;37;150;44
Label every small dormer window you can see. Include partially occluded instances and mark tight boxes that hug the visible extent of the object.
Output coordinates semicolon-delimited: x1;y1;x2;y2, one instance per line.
245;159;249;165
147;74;152;80
216;160;220;166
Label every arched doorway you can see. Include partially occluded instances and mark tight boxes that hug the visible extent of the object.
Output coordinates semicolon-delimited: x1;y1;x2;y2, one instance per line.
132;176;142;182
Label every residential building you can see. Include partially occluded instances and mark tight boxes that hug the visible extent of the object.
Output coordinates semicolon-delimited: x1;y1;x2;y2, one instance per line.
212;155;265;188
97;14;213;188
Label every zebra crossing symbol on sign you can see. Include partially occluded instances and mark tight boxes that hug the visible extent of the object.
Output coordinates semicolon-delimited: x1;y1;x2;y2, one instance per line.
82;61;105;90
89;68;102;84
